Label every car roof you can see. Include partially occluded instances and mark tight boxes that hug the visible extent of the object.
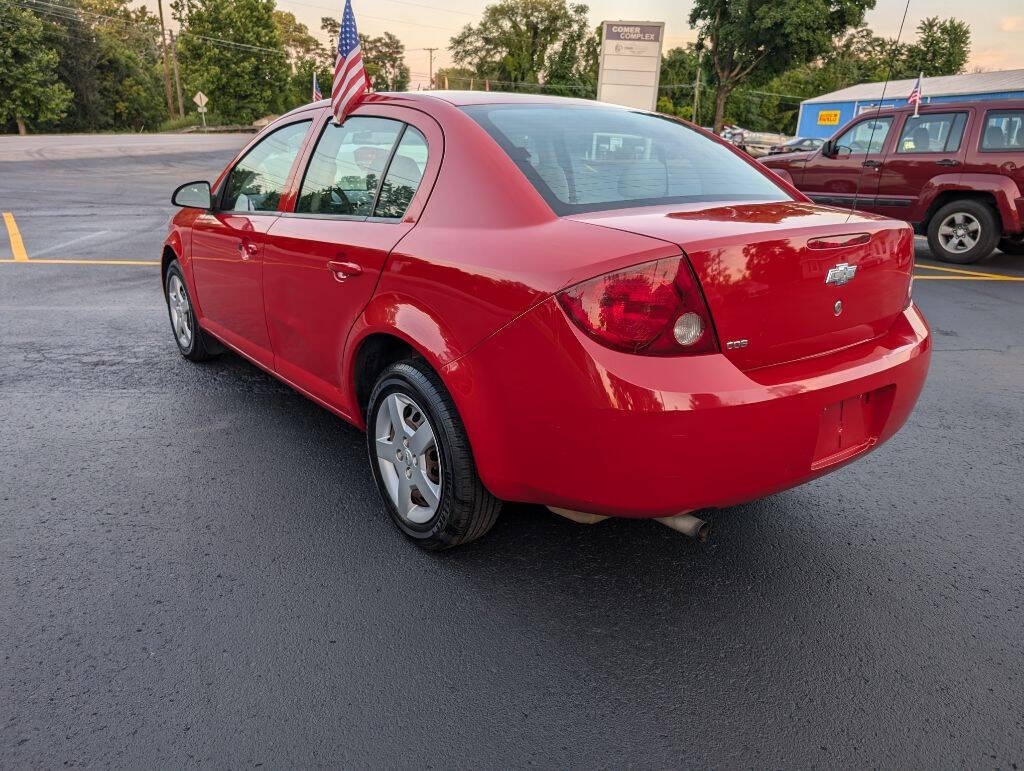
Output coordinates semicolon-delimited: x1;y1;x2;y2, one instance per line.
857;98;1024;118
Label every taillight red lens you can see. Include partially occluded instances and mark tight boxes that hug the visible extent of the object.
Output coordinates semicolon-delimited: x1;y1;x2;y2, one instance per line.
556;257;718;355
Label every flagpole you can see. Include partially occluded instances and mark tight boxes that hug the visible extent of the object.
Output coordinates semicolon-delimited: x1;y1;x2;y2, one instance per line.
914;72;921;118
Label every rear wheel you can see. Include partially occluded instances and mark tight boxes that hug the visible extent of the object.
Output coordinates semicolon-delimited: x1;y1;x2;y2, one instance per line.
998;234;1024;255
164;261;219;361
926;200;999;264
366;359;501;550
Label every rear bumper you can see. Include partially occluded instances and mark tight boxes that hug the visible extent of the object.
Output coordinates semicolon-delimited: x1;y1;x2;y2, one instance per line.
445;299;931;518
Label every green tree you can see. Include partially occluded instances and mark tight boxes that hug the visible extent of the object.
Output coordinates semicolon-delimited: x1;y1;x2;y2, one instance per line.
273;10;322;62
172;0;290;124
544;16;599;96
899;17;970;78
275;11;332;111
689;0;875;132
0;5;73;134
362;32;410;92
449;0;594;92
35;0;167;132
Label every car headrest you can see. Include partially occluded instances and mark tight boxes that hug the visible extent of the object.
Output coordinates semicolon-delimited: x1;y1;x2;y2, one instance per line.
387;154;422;186
911;126;931;152
984;125;1006;149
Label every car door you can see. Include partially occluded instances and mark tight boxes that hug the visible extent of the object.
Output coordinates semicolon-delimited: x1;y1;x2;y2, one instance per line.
190;119;312;367
262;106;441;412
799;115;895;213
877;110;971;210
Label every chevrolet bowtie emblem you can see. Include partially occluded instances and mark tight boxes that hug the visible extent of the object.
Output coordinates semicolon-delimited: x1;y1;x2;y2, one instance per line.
825;263;857;286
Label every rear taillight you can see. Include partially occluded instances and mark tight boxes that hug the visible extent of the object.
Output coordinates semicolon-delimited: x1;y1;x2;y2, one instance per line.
556;257;718;355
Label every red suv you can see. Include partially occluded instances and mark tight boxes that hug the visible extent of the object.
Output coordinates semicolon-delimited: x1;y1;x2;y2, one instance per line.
762;100;1024;263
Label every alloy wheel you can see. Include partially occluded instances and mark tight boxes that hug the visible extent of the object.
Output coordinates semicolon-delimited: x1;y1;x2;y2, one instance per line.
374;392;442;525
167;274;193;348
937;212;982;254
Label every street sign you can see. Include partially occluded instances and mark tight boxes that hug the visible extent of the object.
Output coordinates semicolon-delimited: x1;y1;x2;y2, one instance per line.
196;106;207;114
596;21;665;112
193;91;208;108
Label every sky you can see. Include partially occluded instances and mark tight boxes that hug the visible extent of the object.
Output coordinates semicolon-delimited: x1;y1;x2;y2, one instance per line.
147;0;1022;90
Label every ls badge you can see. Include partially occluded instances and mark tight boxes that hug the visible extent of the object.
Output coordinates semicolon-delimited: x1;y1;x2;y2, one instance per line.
825;263;857;286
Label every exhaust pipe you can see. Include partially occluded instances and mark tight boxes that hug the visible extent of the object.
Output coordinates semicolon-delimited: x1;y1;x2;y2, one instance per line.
655;512;711;542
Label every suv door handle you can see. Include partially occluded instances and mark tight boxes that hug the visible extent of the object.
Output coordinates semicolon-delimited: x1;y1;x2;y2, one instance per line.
936;158;960;167
327;260;362;281
861;160;882;168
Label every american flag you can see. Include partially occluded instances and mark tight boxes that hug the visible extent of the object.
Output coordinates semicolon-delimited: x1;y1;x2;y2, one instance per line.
331;0;370;125
312;71;322;102
907;72;923;117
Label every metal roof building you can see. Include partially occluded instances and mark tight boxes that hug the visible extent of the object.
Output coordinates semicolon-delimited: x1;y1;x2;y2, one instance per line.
796;69;1024;138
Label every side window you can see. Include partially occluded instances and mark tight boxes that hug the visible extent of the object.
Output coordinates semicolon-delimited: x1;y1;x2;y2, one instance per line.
896;113;967;153
835;117;893;155
296;117;403;216
374;126;428;219
221;121;310;212
980;110;1024;151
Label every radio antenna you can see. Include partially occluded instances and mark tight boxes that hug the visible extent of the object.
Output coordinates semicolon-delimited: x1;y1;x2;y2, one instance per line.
846;0;913;222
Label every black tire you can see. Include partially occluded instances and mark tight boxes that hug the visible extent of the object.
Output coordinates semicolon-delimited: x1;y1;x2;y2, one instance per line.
926;199;1000;264
998;235;1024;255
366;359;501;550
164;260;219;362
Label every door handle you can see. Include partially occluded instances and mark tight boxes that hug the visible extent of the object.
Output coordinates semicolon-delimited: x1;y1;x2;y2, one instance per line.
936;158;960;167
237;241;258;260
861;160;881;168
326;260;362;281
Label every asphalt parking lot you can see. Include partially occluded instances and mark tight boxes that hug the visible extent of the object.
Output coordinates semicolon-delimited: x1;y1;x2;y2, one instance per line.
2;134;1023;767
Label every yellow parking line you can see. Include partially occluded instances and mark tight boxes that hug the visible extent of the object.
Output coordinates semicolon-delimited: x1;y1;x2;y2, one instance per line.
913;274;1024;281
2;212;28;261
0;258;158;266
915;262;1012;278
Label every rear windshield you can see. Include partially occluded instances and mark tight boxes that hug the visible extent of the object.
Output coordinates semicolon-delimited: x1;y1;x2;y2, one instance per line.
463;104;788;215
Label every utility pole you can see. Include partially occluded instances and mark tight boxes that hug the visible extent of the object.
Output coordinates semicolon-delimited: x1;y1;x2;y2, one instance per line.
692;48;703;125
423;47;438;89
156;0;175;119
169;30;185;119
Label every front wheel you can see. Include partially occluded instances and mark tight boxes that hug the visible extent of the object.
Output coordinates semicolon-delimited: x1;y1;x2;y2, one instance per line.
366;359;501;550
164;260;219;361
926;200;999;264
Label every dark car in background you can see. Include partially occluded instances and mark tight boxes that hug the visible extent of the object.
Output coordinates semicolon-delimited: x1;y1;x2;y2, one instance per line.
761;99;1024;263
769;137;825;155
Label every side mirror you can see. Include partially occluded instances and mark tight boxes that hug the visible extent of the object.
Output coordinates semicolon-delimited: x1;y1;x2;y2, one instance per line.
172;180;212;209
821;139;836;158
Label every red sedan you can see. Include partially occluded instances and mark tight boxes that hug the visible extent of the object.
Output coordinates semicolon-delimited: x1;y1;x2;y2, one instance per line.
163;92;930;549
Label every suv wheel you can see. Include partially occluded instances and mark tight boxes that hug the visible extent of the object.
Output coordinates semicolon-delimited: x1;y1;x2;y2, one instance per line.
926;200;999;264
998;235;1024;255
366;359;501;550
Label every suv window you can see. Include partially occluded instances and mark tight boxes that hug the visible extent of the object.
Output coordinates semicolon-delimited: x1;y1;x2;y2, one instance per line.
463;104;785;215
374;126;428;219
221;121;311;212
835;117;893;155
980;110;1024;151
297;117;404;216
896;112;967;153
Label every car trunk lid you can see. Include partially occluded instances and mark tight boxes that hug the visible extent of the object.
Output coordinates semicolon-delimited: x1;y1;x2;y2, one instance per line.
569;201;914;370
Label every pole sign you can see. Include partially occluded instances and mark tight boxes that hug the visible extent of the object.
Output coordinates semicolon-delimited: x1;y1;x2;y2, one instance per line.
596;21;665;112
193;92;208;129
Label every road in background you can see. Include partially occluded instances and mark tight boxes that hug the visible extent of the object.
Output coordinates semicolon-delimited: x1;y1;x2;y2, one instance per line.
2;135;1022;767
